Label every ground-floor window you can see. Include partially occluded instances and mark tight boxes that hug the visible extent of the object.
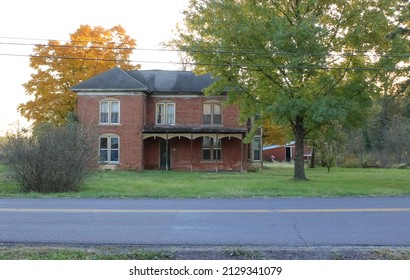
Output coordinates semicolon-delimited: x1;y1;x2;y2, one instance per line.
202;136;222;161
100;135;119;164
252;136;262;161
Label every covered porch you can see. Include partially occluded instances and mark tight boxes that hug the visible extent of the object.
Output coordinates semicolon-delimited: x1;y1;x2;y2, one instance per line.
142;126;248;172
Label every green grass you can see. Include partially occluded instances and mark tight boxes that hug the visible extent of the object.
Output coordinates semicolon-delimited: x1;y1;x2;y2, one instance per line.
0;245;173;260
1;163;409;198
1;245;409;260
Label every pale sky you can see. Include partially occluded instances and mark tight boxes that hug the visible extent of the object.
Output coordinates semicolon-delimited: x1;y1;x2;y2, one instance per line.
0;0;188;135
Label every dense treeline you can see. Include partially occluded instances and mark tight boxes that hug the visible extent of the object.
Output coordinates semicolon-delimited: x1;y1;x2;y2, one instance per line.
343;81;410;168
309;80;410;169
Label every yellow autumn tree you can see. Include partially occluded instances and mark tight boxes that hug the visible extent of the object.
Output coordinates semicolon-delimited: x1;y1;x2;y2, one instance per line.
19;25;139;125
262;120;291;146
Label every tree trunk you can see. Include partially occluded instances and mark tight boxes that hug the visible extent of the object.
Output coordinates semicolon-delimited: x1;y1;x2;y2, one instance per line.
293;116;307;180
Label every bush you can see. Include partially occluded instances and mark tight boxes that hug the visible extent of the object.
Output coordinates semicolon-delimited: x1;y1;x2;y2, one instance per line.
339;154;362;168
1;123;97;193
393;163;410;169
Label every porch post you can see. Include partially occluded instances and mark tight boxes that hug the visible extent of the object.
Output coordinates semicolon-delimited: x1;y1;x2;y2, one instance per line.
215;133;219;173
190;133;193;172
166;133;169;171
241;134;244;172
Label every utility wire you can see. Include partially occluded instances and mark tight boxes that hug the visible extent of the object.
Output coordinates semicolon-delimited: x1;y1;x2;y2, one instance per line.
1;35;409;70
1;38;409;58
1;52;409;72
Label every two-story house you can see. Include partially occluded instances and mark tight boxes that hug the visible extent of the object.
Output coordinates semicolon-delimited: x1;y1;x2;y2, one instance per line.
71;67;262;171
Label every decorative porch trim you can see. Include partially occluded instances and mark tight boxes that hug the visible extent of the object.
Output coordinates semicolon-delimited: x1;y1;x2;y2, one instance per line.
143;132;243;140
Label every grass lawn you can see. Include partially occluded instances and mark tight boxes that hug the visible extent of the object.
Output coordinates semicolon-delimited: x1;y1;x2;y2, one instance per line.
1;245;409;260
1;163;409;198
0;245;172;260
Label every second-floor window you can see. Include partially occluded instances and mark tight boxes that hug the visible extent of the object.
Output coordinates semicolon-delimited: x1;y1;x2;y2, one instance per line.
156;102;175;125
100;100;120;124
203;102;221;125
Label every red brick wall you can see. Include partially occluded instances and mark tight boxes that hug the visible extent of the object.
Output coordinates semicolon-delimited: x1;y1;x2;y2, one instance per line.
77;93;145;170
143;137;160;169
145;96;244;128
171;137;194;170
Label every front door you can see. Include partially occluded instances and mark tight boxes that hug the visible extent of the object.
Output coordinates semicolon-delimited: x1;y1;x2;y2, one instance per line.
160;140;171;170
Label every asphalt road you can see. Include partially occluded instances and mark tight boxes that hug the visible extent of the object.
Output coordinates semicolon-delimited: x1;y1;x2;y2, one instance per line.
0;197;409;246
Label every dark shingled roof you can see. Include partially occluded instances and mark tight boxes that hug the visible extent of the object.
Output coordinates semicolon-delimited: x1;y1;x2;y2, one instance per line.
70;67;148;92
127;70;213;93
71;67;214;94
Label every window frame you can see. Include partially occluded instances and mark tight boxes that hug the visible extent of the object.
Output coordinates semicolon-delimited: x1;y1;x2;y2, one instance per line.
252;136;262;162
99;135;120;164
156;101;175;125
202;136;222;161
100;99;120;125
203;101;222;125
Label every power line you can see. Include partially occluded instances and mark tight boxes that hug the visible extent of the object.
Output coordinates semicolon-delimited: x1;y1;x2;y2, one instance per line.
0;41;174;53
0;41;133;51
1;35;409;70
0;53;158;65
1;38;409;58
0;35;135;45
1;52;409;72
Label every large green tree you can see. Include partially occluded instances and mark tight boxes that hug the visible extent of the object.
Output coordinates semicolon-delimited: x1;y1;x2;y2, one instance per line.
175;0;409;180
19;25;139;125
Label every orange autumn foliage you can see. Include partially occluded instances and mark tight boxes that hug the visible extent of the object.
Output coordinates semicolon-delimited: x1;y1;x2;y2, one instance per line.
19;25;139;125
262;120;291;146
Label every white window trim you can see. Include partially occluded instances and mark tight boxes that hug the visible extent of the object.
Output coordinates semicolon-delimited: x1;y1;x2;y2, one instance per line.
251;136;262;162
100;99;120;125
203;101;222;125
156;101;175;125
99;134;120;164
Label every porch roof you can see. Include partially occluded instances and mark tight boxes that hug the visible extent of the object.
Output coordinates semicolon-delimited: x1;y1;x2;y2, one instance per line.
143;125;247;140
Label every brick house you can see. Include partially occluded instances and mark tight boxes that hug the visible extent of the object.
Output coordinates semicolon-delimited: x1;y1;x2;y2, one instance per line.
71;67;262;171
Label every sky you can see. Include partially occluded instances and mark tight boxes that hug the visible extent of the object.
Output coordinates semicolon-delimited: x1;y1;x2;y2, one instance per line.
0;0;189;135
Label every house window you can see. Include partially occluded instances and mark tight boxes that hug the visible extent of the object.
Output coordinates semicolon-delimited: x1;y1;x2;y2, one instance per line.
203;102;221;125
202;137;222;161
156;102;175;125
100;100;120;124
252;137;262;161
99;135;119;164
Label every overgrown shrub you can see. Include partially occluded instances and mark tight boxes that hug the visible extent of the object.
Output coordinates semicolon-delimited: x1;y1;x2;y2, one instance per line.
1;122;97;193
339;154;362;168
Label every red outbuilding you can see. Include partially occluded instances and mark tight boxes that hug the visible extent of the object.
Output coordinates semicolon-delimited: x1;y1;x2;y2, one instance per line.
263;142;312;162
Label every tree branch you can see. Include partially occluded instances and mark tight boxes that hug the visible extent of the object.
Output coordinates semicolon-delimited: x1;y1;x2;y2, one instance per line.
269;0;295;26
